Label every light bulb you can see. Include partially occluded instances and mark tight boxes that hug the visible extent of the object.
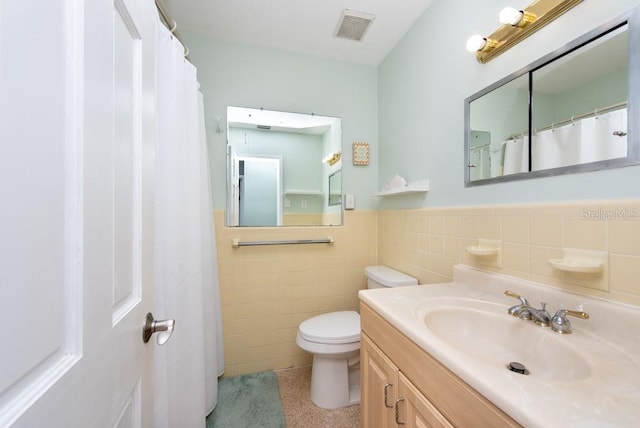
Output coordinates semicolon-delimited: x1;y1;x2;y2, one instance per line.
466;35;487;52
499;7;524;26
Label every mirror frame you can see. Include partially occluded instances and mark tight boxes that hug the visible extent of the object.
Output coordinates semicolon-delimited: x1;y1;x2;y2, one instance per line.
464;7;640;187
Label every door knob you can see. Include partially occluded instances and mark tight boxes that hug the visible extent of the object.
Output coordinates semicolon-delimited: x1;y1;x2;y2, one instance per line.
143;312;175;345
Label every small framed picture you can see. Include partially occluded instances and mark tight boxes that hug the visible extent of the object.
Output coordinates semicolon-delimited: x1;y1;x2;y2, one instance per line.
353;142;369;166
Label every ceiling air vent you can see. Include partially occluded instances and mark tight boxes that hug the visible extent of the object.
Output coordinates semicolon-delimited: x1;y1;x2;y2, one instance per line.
334;9;375;42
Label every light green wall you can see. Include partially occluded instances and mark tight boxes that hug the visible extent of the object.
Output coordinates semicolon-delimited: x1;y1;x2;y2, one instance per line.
183;34;379;210
549;68;628;123
229;127;322;193
187;0;639;213
378;0;640;208
470;78;529;143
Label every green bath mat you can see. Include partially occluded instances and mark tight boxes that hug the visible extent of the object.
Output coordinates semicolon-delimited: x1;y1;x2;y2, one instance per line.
206;370;286;428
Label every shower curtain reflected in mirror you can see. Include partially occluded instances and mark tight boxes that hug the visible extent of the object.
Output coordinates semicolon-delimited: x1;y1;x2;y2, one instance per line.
503;136;529;175
532;108;628;171
581;109;628;163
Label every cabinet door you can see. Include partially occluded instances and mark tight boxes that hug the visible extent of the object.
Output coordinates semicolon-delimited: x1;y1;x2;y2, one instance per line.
397;373;453;428
361;334;398;428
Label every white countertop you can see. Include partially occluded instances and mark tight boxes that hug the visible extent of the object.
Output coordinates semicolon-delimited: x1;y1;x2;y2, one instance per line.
359;265;640;427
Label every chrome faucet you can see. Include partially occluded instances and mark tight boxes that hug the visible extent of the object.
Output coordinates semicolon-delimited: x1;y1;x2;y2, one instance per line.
504;290;532;320
530;302;551;327
505;291;589;333
551;309;590;334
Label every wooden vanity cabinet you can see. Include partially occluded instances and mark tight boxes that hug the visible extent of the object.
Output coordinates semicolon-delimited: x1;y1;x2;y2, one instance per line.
361;333;398;427
362;334;452;428
398;371;453;428
360;302;520;428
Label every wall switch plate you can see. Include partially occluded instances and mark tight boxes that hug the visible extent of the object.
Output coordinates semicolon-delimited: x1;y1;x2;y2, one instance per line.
344;194;355;210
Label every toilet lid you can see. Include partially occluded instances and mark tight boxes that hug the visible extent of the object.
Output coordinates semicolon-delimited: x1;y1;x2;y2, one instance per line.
298;311;361;344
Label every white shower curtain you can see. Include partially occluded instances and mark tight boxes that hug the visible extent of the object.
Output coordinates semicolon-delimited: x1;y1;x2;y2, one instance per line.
581;108;628;163
153;20;223;428
502;137;529;175
532;122;581;170
199;91;225;414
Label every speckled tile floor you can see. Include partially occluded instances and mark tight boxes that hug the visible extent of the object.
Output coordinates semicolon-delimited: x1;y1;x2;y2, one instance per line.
276;367;360;428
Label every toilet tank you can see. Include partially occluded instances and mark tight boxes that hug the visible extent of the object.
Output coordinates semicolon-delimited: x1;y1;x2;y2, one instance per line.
364;266;418;289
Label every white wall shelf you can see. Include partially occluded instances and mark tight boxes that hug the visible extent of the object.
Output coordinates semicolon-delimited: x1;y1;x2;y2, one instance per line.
284;189;322;196
373;179;429;197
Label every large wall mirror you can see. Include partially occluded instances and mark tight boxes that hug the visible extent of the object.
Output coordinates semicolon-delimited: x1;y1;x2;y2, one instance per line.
465;7;640;186
226;106;343;226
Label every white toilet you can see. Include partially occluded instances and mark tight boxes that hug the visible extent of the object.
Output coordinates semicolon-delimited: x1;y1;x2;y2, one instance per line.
296;265;418;409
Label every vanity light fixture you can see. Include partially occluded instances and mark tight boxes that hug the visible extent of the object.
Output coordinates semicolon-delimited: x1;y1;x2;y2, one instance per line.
323;151;342;166
468;0;583;63
466;35;498;53
499;7;537;27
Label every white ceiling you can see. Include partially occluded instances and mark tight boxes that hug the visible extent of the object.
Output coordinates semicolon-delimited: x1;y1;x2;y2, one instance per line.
163;0;435;66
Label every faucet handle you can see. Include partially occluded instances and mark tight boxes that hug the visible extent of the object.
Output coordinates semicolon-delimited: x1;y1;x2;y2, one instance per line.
504;290;520;299
504;290;529;305
551;309;590;334
504;290;531;319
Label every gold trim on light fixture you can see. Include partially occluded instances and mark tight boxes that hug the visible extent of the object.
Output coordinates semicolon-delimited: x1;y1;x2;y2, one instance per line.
499;7;538;27
473;0;584;63
466;35;499;52
323;151;342;166
517;10;538;27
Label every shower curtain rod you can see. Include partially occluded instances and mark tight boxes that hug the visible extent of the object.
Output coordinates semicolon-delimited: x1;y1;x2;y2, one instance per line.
535;101;627;133
506;132;528;140
155;0;190;58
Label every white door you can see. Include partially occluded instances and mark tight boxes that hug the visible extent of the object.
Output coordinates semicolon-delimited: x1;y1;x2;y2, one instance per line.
0;0;157;427
238;156;283;226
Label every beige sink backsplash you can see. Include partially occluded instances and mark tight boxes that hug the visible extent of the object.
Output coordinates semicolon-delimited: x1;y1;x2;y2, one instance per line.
378;198;640;307
213;198;640;377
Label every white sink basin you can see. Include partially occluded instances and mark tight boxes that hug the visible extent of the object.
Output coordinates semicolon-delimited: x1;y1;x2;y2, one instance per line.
418;299;592;382
359;265;640;427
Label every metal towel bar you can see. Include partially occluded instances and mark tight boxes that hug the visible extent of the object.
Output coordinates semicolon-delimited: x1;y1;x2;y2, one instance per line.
232;237;334;248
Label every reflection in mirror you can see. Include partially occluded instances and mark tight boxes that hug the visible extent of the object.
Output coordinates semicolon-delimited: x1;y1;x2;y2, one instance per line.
234;156;283;226
465;8;639;186
469;74;529;179
531;25;628;171
226;107;342;226
328;170;342;206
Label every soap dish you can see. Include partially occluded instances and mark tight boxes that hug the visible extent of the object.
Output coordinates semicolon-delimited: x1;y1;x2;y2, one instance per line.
547;248;607;274
465;246;498;256
465;239;501;257
548;259;603;273
464;239;501;268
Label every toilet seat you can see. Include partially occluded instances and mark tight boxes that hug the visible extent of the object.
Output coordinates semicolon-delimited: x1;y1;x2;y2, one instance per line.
298;311;360;344
295;266;417;409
